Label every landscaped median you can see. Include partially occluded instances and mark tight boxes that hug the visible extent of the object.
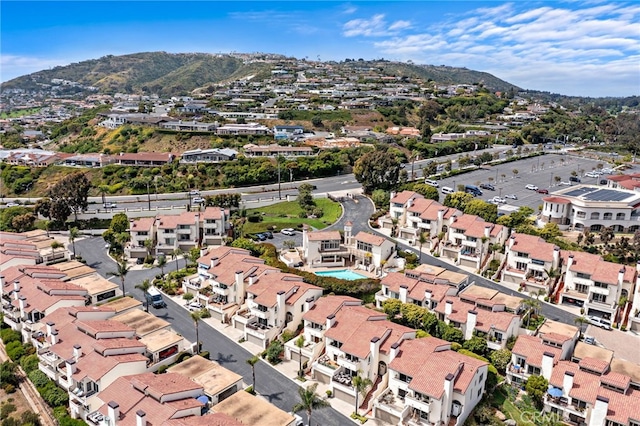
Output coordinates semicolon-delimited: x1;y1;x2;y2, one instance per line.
242;198;342;234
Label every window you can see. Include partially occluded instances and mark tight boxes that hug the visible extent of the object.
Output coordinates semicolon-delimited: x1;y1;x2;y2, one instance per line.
356;241;373;252
321;240;340;251
594;282;608;289
576;272;591;280
616;213;625;220
478;388;482;397
398;373;412;383
179;224;190;229
527;366;541;375
137;231;149;236
576;211;586;219
591;293;606;303
516;262;527;271
516;252;529;258
590;212;600;220
575;284;589;294
603;212;613;220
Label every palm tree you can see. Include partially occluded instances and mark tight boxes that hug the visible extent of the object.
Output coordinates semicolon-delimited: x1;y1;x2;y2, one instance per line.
143;238;154;258
294;335;305;378
191;310;203;354
109;259;131;297
292;383;330;426
574;316;589;340
50;241;63;261
68;227;80;258
352;370;373;416
246;355;260;393
523;297;541;327
135;279;152;312
171;248;183;273
157;255;167;276
418;232;427;264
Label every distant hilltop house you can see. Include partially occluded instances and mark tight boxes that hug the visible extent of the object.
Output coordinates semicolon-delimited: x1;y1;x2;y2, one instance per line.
115;152;175;167
243;143;314;158
2;149;61;167
61;153;115;168
386;126;421;137
431;130;491;142
180;148;238;163
98;113;167;129
160;120;217;132
273;125;304;140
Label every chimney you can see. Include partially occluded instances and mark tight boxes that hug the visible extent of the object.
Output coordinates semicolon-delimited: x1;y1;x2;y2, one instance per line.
390;191;396;201
484;225;491;239
73;344;82;361
108;401;120;425
437;209;445;223
541;352;554;380
248;274;258;286
302;225;309;253
326;314;336;330
618;268;625;286
424;289;432;307
562;371;574;396
567;254;574;270
636;261;640;274
135;410;146;426
509;234;516;250
50;330;58;345
235;270;244;286
65;359;76;378
18;296;26;319
13;281;20;300
46;322;55;336
370;337;380;367
445;300;453;316
211;257;219;268
465;310;477;341
443;373;455;420
407;197;414;208
553;247;560;268
589;396;609;426
399;285;408;303
304;297;315;312
390;342;400;361
0;275;4;297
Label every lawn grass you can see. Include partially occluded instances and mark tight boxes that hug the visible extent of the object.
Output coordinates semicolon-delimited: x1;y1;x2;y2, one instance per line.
0;107;41;119
243;198;342;234
492;388;536;426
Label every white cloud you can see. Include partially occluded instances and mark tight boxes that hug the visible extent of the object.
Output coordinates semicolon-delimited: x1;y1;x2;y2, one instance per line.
343;14;412;37
388;20;412;31
0;55;70;82
359;2;640;96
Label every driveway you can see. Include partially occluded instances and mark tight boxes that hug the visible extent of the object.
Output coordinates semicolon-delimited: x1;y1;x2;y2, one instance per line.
74;237;350;426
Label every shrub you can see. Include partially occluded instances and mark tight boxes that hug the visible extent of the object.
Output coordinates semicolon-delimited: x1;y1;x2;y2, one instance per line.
1;384;15;394
350;412;367;424
20;354;39;374
245;385;254;395
0;402;16;420
5;341;25;362
326;390;332;398
157;365;168;374
199;351;210;360
41;383;69;407
28;370;50;389
281;330;297;343
266;340;283;364
176;352;192;364
0;329;21;345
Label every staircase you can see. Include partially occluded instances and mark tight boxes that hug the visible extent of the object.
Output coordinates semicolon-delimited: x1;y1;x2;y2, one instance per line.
359;375;383;411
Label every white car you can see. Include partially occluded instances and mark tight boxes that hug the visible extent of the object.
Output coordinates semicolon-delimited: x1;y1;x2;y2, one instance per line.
504;194;518;200
525;184;538;191
5;202;19;207
189;190;200;196
441;186;454;194
192;197;205;204
585;172;599;178
559;181;572;186
187;302;204;311
103;202;117;208
492;197;506;204
281;228;296;236
424;179;439;187
587;315;611;330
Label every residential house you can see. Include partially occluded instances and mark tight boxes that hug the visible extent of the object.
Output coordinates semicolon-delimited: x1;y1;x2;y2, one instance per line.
273;125;304;140
312;304;415;407
4;150;60;167
115;152;175;167
560;251;638;322
350;231;396;273
127;217;156;260
69;274;121;305
186;246;279;323
167;355;242;406
85;373;205;425
161;120;217;132
233;273;323;350
61;153;115;168
155;211;204;256
243;143;314;157
506;334;573;385
212;389;298;426
216;123;270;135
502;233;561;294
0;230;70;265
440;214;506;271
400;198;460;246
383;191;424;231
286;295;362;367
180;148;237;163
373;337;488;426
375;271;458;310
302;228;348;268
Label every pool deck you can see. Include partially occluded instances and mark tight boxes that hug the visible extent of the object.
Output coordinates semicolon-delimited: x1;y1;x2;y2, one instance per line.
301;265;377;279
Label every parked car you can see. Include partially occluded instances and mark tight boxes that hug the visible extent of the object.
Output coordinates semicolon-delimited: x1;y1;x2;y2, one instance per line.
264;231;273;239
479;183;495;191
569;176;581;183
525;184;538;191
504;194;518;200
441;186;455;194
491;196;506;204
537;188;549;194
281;228;296;236
587;315;611;330
5;202;19;207
254;233;267;241
599;179;608;185
585;172;599;178
559;181;572;186
189;190;200;195
424;179;439;187
192;197;205;204
187;301;204;311
103;202;117;208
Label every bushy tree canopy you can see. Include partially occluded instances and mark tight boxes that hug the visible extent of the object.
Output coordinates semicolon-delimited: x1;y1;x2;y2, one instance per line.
353;149;402;193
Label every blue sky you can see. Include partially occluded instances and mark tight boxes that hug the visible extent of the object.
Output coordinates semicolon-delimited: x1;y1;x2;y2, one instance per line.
1;1;639;97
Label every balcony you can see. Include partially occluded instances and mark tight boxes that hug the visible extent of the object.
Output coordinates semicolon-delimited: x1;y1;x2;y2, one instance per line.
177;228;193;235
374;390;410;420
246;322;278;341
405;394;431;414
211;283;230;296
38;362;59;381
337;355;360;372
332;368;356;393
589;286;609;296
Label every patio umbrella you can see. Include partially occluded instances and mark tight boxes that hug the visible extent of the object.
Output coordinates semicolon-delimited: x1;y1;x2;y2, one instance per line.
547;387;563;398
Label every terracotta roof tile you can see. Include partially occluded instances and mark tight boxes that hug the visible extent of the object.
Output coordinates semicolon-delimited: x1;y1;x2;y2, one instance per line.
354;231;387;246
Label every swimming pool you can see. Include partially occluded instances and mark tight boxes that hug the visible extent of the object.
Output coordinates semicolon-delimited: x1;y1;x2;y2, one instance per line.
314;269;368;281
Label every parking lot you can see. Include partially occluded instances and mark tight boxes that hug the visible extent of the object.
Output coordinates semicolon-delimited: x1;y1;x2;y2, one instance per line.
432;154;612;210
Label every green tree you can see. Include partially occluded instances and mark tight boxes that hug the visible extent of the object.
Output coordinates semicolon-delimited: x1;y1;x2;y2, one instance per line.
489;348;512;373
353;149;402;193
110;213;129;234
68;227;80;258
135;279;152;312
417;232;427;264
47;171;90;222
525;375;548;408
266;340;283;364
187;247;200;266
370;189;390;209
108;259;130;297
352;371;373;415
381;299;402;320
463;336;488;356
20;354;39;374
297;183;315;210
171;248;183;273
574;316;589;340
11;213;36;232
294;335;305;378
157;255;167;276
412;183;439;201
464;199;498;223
246;355;260;393
50;241;63;261
292;383;330;426
0;362;19;387
443;191;474;210
191;310;203;354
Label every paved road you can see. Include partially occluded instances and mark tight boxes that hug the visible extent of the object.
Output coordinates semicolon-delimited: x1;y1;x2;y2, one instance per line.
75;237;351;426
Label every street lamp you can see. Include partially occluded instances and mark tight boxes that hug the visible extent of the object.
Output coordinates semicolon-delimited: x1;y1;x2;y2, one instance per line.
146;182;151;211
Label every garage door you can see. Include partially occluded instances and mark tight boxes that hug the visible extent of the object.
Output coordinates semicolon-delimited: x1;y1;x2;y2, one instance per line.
290;351;309;365
234;320;245;331
460;258;477;269
211;310;224;322
375;408;400;425
247;333;264;348
333;387;355;406
314;369;331;384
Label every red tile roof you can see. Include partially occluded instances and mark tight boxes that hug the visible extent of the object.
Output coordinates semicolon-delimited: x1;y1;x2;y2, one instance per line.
390;191;423;205
306;230;341;241
511;335;562;368
302;295;361;325
354;232;387;246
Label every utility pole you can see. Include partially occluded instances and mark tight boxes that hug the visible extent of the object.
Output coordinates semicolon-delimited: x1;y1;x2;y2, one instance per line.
278;161;281;200
146;182;151;211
